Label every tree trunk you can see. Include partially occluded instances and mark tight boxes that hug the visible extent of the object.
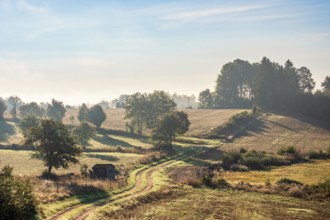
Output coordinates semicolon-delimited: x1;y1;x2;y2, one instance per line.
48;165;53;174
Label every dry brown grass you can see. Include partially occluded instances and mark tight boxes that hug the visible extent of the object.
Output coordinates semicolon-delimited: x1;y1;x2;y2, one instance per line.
222;159;330;186
97;187;330;220
222;113;330;152
63;109;127;131
0;150;143;176
63;108;246;137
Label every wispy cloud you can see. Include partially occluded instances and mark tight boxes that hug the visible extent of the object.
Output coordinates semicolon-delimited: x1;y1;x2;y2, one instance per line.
162;4;271;22
17;0;47;13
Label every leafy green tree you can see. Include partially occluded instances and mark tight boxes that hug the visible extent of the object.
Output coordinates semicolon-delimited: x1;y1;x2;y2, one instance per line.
198;89;214;109
297;67;315;93
214;59;254;108
147;91;177;128
152;111;190;151
321;76;330;92
78;103;89;122
24;119;81;174
46;99;66;121
87;105;106;129
7;96;22;120
19;102;44;117
0;100;6;121
0;166;37;220
19;115;40;137
74;122;95;150
283;60;300;102
125;92;149;136
253;57;280;108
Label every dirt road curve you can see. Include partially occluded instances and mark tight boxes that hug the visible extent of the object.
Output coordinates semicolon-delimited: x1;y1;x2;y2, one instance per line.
47;149;205;220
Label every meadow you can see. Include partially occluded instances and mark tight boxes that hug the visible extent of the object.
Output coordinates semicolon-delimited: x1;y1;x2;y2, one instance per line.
1;108;330;219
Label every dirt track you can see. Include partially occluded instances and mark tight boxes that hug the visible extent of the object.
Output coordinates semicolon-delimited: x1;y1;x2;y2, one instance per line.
47;149;205;220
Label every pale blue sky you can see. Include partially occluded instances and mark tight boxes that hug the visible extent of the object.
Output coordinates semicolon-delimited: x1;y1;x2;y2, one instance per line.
1;0;330;104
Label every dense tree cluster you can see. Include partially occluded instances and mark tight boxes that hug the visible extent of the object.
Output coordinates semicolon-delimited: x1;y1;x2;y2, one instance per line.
78;104;107;129
199;57;330;123
46;99;66;121
19;102;44;117
125;91;177;136
0;99;6;121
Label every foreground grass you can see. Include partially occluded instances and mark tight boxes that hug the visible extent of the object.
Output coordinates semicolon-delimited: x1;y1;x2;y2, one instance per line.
98;187;330;220
222;159;330;185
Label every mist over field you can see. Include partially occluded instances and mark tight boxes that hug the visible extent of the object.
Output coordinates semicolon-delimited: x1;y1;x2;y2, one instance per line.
1;1;330;220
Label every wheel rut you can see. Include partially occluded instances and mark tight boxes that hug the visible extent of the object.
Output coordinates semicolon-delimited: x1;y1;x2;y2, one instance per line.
47;149;205;220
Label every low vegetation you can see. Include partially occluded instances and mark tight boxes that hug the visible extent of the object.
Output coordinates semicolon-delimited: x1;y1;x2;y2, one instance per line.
204;110;255;139
0;165;37;220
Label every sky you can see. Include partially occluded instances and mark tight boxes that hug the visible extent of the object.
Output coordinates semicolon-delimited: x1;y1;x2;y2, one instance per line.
1;0;330;105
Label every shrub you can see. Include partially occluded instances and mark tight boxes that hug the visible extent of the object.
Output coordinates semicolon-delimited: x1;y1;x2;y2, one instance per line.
215;178;230;188
306;150;327;159
317;179;330;196
221;151;241;169
277;146;297;155
1;165;13;177
241;157;264;170
239;148;247;154
276;178;303;186
0;174;37;219
229;164;249;172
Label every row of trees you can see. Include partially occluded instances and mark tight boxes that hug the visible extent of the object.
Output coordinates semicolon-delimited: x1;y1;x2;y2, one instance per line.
199;57;330;123
0;98;66;121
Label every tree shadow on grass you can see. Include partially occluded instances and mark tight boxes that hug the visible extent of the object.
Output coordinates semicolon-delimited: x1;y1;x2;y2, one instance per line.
85;153;119;162
229;118;269;142
172;145;211;166
0;120;16;142
93;133;134;148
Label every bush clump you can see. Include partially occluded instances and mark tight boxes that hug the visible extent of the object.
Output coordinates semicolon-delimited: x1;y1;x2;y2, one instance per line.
316;179;330;196
276;178;303;186
306;150;328;159
220;149;288;171
0;166;37;220
277;146;297;155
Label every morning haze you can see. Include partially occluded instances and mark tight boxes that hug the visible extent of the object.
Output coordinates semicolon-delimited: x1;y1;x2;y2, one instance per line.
1;1;330;220
1;0;330;104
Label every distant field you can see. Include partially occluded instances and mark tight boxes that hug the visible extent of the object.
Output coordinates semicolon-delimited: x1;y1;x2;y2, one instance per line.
0;150;143;176
222;113;330;152
63;108;246;137
105;187;330;219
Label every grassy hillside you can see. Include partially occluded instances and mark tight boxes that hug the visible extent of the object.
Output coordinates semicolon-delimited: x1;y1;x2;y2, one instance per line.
222;113;330;153
63;108;246;136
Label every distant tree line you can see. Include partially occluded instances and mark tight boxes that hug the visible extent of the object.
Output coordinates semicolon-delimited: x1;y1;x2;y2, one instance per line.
199;57;330;123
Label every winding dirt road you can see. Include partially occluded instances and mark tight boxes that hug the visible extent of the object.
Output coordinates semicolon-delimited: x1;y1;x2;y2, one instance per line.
47;149;205;220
